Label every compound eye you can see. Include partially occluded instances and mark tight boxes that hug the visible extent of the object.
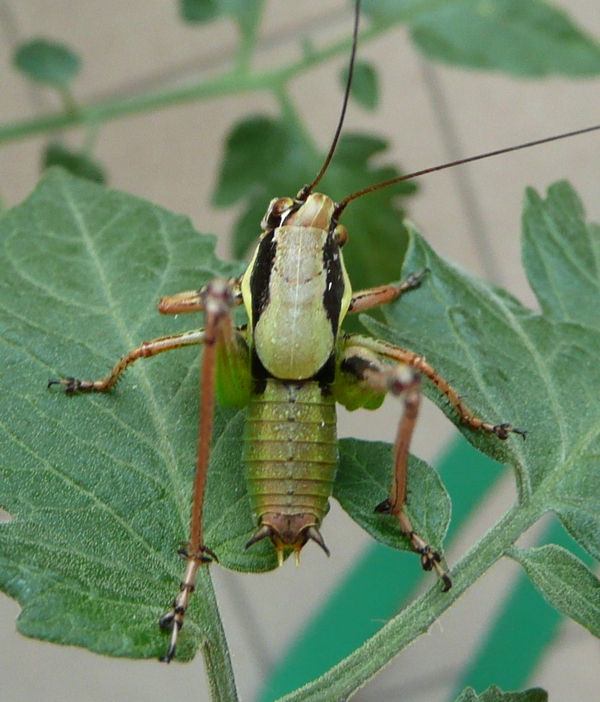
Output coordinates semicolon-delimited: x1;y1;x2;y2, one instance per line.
333;224;348;247
261;197;294;230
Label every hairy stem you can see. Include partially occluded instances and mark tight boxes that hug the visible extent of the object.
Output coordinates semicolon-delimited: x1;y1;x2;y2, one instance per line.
194;567;239;702
276;499;542;701
232;0;265;74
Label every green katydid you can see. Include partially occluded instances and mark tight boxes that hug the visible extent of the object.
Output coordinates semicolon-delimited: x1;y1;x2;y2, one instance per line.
47;0;600;664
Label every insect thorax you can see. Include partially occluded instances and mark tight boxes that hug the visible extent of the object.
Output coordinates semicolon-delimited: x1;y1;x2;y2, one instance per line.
241;192;352;380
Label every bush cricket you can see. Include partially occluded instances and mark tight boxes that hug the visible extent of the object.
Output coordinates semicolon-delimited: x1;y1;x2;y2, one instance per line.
48;0;600;663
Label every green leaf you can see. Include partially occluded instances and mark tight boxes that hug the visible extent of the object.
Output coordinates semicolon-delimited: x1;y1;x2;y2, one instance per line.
455;686;480;702
213;115;416;293
3;171;599;675
520;184;600;563
0;169;274;661
179;0;263;33
13;38;81;86
509;544;600;636
179;0;220;23
551;466;600;563
364;182;600;561
455;685;548;702
361;0;600;76
264;181;600;700
335;439;450;554
522;183;600;329
43;142;106;184
411;0;600;76
0;167;429;663
341;60;379;110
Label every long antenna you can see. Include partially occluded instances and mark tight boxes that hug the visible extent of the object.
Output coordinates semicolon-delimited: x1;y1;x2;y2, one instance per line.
302;0;362;197
334;123;600;217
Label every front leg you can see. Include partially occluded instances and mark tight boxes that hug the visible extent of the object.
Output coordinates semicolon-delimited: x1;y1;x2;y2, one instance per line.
157;276;243;315
347;269;429;314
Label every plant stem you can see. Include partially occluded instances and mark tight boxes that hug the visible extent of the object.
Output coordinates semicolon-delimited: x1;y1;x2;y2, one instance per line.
0;23;386;146
276;500;542;702
233;0;265;74
195;567;240;702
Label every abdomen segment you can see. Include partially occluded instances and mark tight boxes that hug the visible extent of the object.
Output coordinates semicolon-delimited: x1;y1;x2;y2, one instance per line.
244;379;338;561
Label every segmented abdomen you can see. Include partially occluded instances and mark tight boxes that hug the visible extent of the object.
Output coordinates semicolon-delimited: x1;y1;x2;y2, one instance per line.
244;379;338;542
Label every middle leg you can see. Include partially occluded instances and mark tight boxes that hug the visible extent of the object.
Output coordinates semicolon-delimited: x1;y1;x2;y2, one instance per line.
351;335;526;440
48;328;208;393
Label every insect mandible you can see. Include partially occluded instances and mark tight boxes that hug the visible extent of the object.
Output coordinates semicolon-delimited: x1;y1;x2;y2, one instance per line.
48;0;600;663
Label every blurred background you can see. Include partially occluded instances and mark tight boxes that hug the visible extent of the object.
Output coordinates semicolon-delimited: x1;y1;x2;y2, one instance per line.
0;1;599;700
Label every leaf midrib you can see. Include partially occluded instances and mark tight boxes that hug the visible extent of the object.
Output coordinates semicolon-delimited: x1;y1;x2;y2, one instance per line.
60;176;189;534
